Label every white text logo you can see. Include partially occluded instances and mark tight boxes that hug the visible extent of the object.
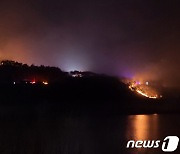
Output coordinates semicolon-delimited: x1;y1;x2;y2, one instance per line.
126;136;179;152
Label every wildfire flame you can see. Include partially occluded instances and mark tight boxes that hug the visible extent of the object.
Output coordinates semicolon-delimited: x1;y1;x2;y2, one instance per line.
136;89;157;99
126;80;161;99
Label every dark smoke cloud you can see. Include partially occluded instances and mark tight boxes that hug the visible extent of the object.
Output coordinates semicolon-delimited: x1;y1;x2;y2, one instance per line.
0;0;180;87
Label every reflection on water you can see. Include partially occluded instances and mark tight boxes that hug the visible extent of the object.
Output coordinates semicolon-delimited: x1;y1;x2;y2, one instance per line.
126;114;158;140
0;114;179;154
125;114;160;153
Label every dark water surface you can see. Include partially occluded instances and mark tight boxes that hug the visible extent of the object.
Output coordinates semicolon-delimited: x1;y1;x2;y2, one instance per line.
0;114;179;154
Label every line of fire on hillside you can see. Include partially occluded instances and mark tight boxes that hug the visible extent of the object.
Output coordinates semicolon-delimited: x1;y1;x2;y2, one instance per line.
123;79;163;99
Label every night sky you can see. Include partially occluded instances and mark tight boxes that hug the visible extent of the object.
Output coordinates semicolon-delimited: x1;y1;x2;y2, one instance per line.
0;0;180;87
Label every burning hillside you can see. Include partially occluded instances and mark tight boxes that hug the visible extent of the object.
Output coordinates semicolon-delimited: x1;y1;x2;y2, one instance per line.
123;79;162;99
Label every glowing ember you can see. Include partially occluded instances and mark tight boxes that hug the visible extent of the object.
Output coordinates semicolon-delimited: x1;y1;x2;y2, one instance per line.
30;81;36;84
43;81;48;85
